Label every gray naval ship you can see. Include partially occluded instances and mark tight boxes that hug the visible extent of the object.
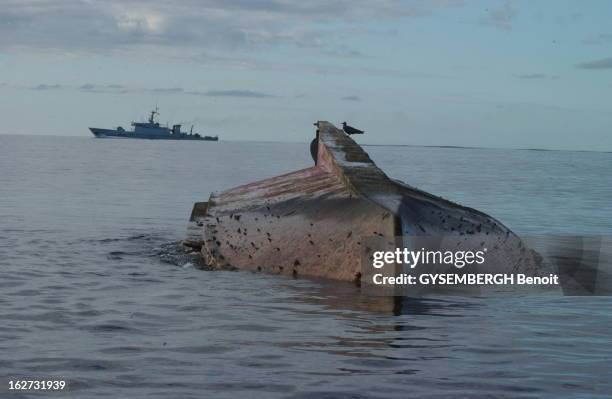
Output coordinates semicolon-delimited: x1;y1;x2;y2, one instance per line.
89;108;218;141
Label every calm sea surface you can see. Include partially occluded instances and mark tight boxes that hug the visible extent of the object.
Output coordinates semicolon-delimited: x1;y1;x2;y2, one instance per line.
1;135;611;398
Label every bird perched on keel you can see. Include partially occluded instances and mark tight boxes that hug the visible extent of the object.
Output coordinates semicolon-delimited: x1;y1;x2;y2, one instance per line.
342;122;364;135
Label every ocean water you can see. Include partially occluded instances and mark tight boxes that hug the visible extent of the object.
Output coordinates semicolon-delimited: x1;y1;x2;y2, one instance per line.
1;135;611;398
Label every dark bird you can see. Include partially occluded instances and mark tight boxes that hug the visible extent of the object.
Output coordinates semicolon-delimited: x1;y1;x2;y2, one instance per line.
342;122;364;135
310;138;318;163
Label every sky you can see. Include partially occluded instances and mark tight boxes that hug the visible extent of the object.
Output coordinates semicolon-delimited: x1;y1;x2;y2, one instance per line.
0;0;611;151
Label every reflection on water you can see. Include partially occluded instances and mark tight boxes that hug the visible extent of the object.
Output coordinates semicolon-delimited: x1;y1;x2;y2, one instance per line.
269;270;612;398
1;135;611;398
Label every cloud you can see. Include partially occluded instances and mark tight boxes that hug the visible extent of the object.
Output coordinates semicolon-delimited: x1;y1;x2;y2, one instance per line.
582;33;612;45
513;73;559;80
25;82;275;98
481;0;516;30
114;9;167;35
31;83;63;90
188;89;275;98
0;0;465;58
79;83;96;92
78;83;128;93
576;57;612;70
190;50;443;79
150;87;184;94
321;46;369;59
341;95;361;101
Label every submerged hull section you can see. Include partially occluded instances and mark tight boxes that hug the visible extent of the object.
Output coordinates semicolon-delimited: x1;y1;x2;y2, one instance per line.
89;128;218;141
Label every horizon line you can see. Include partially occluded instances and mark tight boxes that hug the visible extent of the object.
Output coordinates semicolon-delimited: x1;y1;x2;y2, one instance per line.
1;132;610;154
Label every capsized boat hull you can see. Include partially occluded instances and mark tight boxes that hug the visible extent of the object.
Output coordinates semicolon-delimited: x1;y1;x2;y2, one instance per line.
188;121;547;285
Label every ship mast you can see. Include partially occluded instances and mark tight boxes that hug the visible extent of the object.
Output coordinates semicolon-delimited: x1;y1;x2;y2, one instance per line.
149;106;159;124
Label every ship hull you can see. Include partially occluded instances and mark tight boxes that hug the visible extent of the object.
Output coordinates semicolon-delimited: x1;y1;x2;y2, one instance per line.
89;128;218;141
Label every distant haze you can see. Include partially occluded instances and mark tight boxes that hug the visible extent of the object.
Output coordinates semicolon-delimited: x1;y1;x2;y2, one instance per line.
0;0;611;151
